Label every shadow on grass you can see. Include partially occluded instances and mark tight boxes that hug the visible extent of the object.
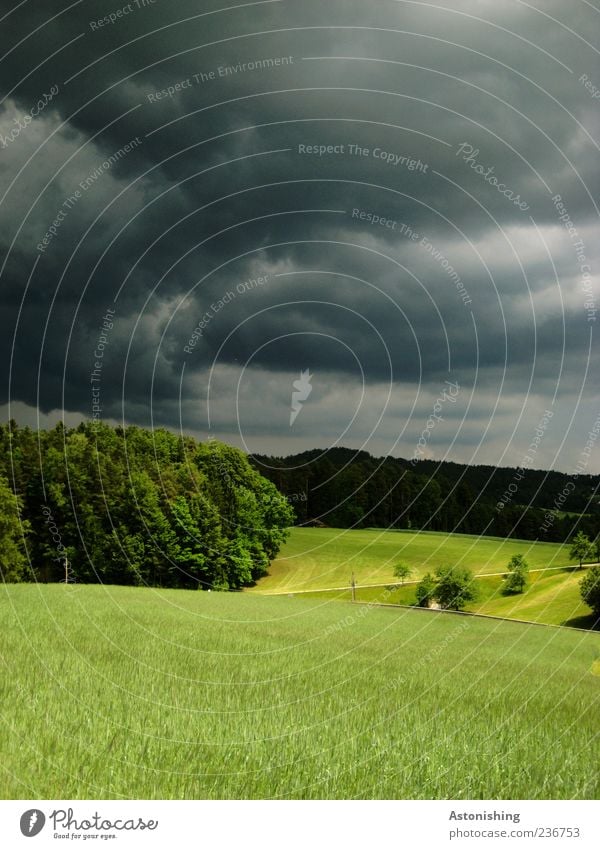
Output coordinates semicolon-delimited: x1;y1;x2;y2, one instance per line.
561;613;600;631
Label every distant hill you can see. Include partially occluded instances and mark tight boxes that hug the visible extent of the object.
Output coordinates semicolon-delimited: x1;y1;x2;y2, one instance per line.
250;447;600;544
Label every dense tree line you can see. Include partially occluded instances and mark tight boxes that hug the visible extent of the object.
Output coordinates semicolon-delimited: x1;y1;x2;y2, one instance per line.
0;421;293;589
251;448;600;545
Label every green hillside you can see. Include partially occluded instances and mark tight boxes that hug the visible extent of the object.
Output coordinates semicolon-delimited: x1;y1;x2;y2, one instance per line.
251;527;572;593
1;585;598;800
299;568;595;628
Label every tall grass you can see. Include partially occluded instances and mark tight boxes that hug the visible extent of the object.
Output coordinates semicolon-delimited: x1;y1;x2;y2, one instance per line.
0;585;598;799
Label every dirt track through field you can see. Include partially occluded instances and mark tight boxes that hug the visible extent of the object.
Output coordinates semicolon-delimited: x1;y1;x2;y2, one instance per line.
256;563;598;596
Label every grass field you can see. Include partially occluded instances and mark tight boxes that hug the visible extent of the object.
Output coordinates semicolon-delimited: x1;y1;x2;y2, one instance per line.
299;569;596;629
251;527;572;593
1;585;598;799
253;528;596;629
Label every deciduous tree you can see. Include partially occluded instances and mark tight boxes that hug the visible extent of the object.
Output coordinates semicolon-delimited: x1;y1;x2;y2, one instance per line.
579;566;600;618
501;554;529;595
433;565;478;611
393;562;412;585
0;475;29;582
570;531;592;569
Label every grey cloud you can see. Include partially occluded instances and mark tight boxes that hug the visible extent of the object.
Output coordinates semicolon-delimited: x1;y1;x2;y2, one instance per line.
1;0;599;471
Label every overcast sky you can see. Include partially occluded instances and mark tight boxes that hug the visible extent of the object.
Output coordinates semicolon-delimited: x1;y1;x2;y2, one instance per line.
1;0;599;472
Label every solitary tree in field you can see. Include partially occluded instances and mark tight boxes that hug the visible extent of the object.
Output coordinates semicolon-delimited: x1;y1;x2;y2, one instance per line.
579;566;600;618
433;565;478;611
570;531;592;570
501;554;529;595
393;562;412;585
415;572;436;607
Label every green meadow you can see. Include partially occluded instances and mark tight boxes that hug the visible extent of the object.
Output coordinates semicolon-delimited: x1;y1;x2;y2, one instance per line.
252;527;596;629
251;527;572;593
299;568;594;628
1;585;598;800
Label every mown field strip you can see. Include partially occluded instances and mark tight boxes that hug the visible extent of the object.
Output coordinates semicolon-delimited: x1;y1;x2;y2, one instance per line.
256;563;591;596
251;527;572;593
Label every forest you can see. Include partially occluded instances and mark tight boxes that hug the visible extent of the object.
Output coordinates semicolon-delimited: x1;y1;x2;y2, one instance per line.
0;421;293;588
251;447;600;545
3;425;599;591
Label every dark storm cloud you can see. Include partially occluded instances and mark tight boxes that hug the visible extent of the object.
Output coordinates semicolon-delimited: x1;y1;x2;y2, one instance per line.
1;0;599;469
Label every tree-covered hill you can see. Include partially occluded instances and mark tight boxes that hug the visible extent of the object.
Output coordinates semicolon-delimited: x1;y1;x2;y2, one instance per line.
0;421;293;589
251;447;600;545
